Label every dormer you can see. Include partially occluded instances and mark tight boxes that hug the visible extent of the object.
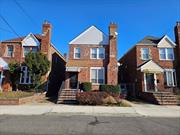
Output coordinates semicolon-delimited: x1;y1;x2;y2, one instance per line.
21;33;40;47
157;35;176;48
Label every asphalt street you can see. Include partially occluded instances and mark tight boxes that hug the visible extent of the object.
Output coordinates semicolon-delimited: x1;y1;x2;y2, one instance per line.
0;115;179;135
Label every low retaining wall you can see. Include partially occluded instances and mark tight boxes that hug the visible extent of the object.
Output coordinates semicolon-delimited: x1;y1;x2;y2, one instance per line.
0;94;45;105
139;92;157;104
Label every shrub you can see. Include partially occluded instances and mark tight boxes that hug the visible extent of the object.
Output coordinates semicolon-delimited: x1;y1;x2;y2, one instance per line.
81;82;92;91
102;96;117;105
100;84;120;94
76;91;108;105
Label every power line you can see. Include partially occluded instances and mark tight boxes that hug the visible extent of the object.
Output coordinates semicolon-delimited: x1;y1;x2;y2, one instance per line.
0;27;14;33
14;0;38;28
0;14;21;38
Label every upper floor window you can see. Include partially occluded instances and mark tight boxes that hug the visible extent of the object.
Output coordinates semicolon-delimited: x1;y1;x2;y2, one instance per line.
159;48;174;60
90;48;105;59
32;47;38;53
24;47;31;57
7;46;14;57
74;48;80;59
141;48;150;60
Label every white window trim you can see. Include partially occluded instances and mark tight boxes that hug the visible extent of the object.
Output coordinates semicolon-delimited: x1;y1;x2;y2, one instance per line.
20;66;32;84
164;69;177;87
90;48;105;59
141;48;150;60
144;73;157;92
74;47;80;59
6;45;14;57
90;67;105;85
159;48;174;61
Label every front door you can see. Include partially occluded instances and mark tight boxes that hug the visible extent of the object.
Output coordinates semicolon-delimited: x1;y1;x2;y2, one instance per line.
69;73;78;89
145;73;155;91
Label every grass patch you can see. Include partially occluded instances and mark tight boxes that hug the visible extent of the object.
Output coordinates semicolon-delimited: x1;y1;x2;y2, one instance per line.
0;91;34;99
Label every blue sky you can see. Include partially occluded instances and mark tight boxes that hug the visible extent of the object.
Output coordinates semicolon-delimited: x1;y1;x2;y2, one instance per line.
0;0;179;58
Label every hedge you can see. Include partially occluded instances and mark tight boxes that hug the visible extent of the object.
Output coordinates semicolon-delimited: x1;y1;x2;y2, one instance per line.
81;82;92;91
100;84;120;94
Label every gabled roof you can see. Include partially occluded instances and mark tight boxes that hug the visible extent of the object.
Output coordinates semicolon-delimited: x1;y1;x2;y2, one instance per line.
22;33;40;46
136;35;176;47
1;34;42;43
69;25;109;45
157;35;176;48
137;60;164;73
0;57;8;70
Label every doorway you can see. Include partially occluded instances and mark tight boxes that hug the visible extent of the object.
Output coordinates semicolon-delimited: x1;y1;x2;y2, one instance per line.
145;73;156;92
69;73;78;89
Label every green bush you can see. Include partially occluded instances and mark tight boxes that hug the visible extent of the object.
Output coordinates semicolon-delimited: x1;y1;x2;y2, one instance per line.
100;84;120;94
81;82;92;91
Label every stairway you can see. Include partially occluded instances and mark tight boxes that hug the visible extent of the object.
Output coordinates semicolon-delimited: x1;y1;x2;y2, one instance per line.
57;89;79;104
153;92;178;105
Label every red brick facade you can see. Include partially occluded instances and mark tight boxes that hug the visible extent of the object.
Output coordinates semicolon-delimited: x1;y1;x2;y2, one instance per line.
119;23;179;97
0;22;66;95
65;23;118;90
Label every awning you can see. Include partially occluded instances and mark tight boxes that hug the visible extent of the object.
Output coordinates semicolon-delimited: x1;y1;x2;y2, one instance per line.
137;60;164;73
0;58;8;70
66;67;81;72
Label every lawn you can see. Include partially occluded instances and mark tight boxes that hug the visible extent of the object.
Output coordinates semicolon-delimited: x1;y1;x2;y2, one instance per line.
0;91;34;99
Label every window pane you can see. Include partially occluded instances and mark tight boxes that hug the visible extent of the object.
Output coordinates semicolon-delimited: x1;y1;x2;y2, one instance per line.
141;48;149;60
74;48;80;58
91;48;97;58
167;48;174;60
32;47;38;53
173;71;176;86
159;48;166;59
167;71;173;86
98;69;104;83
91;69;97;83
7;46;13;57
24;47;30;56
99;48;105;58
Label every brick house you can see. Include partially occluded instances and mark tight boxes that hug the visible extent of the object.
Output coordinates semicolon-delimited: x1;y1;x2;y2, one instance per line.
65;23;118;90
0;21;66;97
119;22;179;104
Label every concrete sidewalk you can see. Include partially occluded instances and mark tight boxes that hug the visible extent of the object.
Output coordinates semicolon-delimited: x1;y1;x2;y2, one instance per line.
0;104;179;117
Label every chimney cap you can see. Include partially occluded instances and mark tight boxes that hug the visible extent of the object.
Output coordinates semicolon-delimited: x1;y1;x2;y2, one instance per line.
43;20;50;24
176;21;180;26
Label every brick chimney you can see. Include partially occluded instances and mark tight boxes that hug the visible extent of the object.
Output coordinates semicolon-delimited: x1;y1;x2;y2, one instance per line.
174;22;180;87
41;20;52;61
107;22;118;85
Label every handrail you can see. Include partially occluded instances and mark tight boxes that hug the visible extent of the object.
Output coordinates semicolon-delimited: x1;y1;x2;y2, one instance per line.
58;81;65;96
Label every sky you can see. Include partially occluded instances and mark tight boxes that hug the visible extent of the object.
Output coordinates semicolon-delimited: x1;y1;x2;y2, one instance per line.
0;0;180;58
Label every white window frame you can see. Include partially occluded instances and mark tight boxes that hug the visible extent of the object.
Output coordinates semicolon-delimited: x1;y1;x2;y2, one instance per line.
23;47;31;57
141;48;150;60
6;45;14;57
164;69;177;87
90;48;105;59
74;48;80;59
20;66;32;84
90;67;105;84
159;48;174;61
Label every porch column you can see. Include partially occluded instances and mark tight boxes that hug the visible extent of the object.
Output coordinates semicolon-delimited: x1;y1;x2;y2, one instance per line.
143;73;147;92
154;73;158;92
0;70;3;92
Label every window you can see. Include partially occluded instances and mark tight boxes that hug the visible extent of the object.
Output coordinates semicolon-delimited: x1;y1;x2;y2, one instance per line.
32;47;38;53
164;69;176;87
141;48;150;60
24;47;30;57
90;68;104;84
20;66;31;84
74;48;80;59
90;48;105;59
7;46;14;57
159;48;174;60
